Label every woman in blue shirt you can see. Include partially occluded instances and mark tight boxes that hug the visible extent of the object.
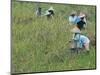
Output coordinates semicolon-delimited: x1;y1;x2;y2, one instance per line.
71;33;90;53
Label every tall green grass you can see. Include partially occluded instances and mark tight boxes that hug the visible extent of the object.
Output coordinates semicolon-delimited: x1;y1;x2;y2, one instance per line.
12;1;96;73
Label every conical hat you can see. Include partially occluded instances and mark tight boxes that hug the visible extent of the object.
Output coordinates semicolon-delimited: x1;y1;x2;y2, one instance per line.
71;27;81;33
70;11;77;15
48;6;54;11
79;13;85;18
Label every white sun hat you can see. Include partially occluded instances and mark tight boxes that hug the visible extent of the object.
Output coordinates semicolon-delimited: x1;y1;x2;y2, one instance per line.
70;11;77;15
79;13;86;18
48;6;54;11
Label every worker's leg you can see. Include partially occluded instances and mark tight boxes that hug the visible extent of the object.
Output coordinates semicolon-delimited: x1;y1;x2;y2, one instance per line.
84;43;90;51
70;39;75;48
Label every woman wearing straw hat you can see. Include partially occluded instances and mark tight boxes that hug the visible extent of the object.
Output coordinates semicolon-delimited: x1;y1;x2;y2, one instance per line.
70;33;90;54
69;11;78;25
45;6;55;19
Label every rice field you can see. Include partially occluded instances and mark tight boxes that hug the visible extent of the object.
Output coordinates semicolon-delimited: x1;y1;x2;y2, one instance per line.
11;0;96;74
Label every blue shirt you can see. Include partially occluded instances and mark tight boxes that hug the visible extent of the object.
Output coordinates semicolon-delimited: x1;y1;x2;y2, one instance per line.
74;34;90;48
69;16;81;24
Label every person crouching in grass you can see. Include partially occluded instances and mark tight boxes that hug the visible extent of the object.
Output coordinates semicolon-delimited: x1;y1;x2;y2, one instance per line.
45;6;54;19
70;33;90;54
70;20;90;54
68;11;78;25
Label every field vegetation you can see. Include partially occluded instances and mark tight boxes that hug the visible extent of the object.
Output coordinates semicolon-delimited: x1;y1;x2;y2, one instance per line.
12;1;96;73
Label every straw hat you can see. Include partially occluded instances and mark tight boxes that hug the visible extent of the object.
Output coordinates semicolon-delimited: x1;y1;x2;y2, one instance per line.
71;27;81;33
70;11;77;15
48;6;54;11
79;13;86;18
